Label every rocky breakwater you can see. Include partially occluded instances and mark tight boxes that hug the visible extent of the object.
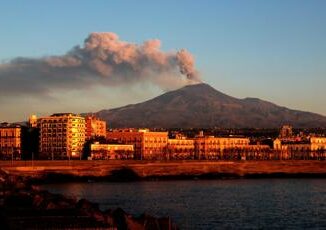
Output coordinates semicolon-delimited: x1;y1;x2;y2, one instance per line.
0;170;178;229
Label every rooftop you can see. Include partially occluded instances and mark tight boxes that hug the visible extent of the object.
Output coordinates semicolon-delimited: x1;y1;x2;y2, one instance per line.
51;113;77;117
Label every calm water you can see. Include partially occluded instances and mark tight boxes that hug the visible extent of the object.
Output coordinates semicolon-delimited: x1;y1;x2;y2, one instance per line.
41;179;326;229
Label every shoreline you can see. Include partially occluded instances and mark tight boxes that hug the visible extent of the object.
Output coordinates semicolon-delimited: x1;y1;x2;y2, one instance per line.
1;160;325;228
1;160;325;183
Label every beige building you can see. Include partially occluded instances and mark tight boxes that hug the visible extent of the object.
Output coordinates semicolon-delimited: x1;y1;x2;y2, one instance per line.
85;115;107;140
90;142;134;159
274;137;326;152
0;123;22;159
194;133;250;159
39;113;85;159
167;135;195;160
107;129;168;160
273;137;326;159
310;137;326;151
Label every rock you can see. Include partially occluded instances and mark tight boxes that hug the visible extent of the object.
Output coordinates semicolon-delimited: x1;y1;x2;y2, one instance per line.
45;201;58;210
4;192;33;208
76;199;106;223
112;208;141;230
0;170;178;230
32;194;44;207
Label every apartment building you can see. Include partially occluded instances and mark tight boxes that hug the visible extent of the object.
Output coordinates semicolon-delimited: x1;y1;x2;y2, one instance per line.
90;142;134;159
167;135;195;160
274;137;326;152
0;123;22;159
194;133;250;159
85;115;107;140
310;137;326;151
39;113;85;159
107;129;168;160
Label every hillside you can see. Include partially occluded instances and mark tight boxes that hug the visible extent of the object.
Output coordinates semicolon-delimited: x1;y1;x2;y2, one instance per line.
94;83;326;128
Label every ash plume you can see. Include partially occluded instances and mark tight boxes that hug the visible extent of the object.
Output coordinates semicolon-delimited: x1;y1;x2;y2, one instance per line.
0;32;201;98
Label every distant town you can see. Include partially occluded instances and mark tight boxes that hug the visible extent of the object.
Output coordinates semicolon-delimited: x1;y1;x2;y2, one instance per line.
0;113;325;161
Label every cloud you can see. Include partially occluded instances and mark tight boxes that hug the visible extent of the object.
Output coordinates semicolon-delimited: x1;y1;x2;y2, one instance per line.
0;32;201;99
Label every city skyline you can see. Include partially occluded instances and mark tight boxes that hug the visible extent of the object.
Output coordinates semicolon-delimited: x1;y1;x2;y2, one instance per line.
1;0;326;122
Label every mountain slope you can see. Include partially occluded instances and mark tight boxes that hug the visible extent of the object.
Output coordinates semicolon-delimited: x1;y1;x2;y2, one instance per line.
95;83;326;128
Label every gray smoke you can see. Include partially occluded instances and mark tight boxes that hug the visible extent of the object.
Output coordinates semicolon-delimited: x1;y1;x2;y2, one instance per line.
0;32;201;98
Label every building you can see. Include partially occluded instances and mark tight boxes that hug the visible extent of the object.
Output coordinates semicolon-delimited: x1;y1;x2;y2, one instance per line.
85;115;106;140
273;137;326;159
0;123;22;159
279;125;293;138
28;115;38;128
39;113;85;159
167;135;195;160
194;132;250;159
274;137;326;152
107;129;168;160
310;137;326;151
90;142;134;159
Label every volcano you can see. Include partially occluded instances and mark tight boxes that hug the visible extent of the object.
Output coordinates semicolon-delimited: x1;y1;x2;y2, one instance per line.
93;83;326;128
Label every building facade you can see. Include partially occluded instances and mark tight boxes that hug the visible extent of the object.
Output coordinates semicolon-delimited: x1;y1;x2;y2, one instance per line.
107;129;168;160
274;137;326;152
310;137;326;151
167;137;195;160
0;123;22;159
273;137;326;159
194;134;250;159
90;142;134;159
39;113;85;159
85;115;107;140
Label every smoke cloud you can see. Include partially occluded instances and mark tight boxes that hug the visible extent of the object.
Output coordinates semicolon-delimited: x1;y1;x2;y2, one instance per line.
0;32;201;99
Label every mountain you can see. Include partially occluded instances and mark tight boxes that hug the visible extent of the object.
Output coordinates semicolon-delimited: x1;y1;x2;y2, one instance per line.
94;83;326;128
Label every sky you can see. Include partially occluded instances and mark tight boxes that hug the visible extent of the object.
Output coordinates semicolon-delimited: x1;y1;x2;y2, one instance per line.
0;0;325;122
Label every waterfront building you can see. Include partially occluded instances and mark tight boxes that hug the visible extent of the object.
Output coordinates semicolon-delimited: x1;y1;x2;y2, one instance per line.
167;135;195;160
194;132;250;159
273;137;326;152
0;123;22;159
310;137;326;151
39;113;85;159
90;142;134;159
85;115;107;140
273;137;326;159
107;129;168;160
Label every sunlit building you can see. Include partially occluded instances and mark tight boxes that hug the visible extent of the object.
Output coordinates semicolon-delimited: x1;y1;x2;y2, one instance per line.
90;142;134;159
28;114;38;128
310;137;326;151
194;132;250;159
274;137;326;151
39;113;85;159
167;135;195;160
0;123;22;159
85;115;107;140
273;137;326;159
107;129;168;160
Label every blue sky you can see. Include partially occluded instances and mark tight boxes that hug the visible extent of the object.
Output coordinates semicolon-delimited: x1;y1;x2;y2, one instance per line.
0;0;325;121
